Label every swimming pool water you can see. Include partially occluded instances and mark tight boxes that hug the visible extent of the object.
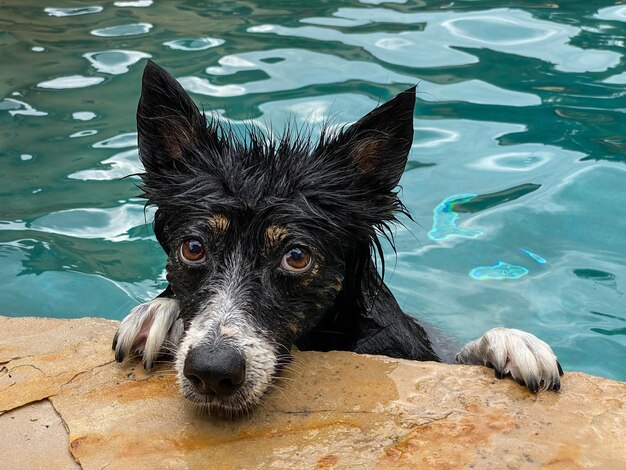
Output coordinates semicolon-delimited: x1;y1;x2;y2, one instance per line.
1;0;624;381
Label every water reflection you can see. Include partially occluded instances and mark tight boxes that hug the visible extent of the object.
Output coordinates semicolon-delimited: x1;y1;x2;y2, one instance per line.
254;8;621;72
44;6;103;17
1;98;47;116
37;75;105;89
181;48;539;106
164;37;225;51
84;50;151;75
91;23;153;37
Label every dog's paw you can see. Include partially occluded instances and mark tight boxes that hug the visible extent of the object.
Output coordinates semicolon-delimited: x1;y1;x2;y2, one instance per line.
112;297;182;371
454;327;563;392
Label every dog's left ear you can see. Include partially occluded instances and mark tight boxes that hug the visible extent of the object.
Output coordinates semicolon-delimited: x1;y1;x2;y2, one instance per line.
336;86;415;193
137;60;214;175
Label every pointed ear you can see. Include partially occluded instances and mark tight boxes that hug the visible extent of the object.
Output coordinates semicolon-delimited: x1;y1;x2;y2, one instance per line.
337;86;415;192
136;60;209;174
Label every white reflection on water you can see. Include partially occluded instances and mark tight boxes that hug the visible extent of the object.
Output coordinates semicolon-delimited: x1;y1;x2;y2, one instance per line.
359;0;407;4
69;130;98;138
469;151;552;172
31;204;155;242
114;0;153;6
594;5;626;22
603;72;626;85
469;261;529;280
1;98;48;116
37;75;105;89
91;23;152;37
164;37;225;51
181;48;539;106
44;6;103;17
257;93;461;150
254;8;621;73
83;50;151;75
93;132;137;148
69;149;141;181
72;111;97;121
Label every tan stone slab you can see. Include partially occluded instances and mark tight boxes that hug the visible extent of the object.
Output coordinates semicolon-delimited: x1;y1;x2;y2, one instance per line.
1;317;625;470
0;399;80;470
51;354;626;470
0;316;117;411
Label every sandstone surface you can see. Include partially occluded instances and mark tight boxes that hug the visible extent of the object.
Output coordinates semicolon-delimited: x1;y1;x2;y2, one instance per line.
0;316;624;469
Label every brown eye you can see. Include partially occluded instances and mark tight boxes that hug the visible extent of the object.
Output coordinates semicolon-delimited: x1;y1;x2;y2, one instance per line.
280;247;313;273
180;238;205;264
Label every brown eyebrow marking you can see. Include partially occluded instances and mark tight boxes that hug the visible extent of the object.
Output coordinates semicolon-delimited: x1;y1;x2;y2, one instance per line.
208;214;230;233
265;225;288;247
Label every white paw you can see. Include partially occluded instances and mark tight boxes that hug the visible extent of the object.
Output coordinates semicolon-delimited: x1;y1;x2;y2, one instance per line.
454;327;563;392
112;297;182;370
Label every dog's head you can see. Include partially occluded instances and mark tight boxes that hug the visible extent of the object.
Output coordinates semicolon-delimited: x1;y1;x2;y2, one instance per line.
137;60;414;416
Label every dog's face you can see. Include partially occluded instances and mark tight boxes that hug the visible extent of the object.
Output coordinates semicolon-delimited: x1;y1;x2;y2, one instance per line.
137;61;414;416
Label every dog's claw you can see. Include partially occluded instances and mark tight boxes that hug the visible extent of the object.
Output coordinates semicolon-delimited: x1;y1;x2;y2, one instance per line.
113;297;181;370
115;348;125;363
455;327;562;393
112;331;119;351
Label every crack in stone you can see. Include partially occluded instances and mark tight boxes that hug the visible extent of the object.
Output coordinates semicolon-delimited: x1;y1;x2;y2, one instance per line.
59;360;116;391
1;353;46;365
7;363;46;375
47;399;84;470
3;359;115;394
1;359;115;415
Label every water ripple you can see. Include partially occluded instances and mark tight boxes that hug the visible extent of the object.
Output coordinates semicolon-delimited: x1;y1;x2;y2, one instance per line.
1;98;47;116
114;0;153;6
69;149;141;181
93;132;137;149
83;50;151;75
470;262;529;280
72;112;97;121
69;130;98;138
181;48;538;106
253;8;621;72
91;23;153;37
31;205;155;242
164;37;225;51
37;75;105;89
594;5;626;22
44;6;103;17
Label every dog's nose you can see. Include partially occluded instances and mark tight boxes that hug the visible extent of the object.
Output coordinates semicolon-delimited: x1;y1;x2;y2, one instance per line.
183;345;246;397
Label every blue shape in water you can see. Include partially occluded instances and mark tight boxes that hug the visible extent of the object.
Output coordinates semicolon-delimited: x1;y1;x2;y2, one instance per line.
470;261;529;280
521;248;547;264
428;194;483;241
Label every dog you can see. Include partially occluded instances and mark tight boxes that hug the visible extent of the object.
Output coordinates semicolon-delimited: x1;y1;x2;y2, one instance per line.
112;60;563;417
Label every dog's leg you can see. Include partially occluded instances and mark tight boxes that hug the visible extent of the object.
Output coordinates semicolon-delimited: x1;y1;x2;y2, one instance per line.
454;327;563;392
112;288;182;370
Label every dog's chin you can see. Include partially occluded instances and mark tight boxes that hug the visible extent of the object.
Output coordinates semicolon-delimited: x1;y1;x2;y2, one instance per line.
177;374;271;419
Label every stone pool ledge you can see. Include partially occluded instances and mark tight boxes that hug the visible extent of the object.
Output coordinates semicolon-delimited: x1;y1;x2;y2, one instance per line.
0;316;624;469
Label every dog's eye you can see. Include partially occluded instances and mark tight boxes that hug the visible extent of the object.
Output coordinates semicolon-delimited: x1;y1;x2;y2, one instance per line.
180;239;206;264
280;247;313;273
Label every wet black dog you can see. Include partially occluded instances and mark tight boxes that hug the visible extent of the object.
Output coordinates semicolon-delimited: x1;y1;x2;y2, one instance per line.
113;61;562;417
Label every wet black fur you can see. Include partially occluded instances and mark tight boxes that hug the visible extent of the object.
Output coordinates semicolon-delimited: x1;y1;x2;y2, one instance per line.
138;60;439;363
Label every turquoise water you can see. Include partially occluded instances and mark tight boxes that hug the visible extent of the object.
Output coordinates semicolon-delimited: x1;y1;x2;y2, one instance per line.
1;1;625;381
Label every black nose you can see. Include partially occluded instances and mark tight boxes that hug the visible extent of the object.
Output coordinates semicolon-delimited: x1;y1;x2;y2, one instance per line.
183;345;246;397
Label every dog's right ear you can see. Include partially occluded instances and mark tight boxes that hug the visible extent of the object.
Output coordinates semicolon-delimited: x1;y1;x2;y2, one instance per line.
137;60;215;174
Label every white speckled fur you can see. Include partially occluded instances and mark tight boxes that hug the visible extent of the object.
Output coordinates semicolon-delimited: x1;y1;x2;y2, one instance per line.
174;263;278;416
454;327;561;391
